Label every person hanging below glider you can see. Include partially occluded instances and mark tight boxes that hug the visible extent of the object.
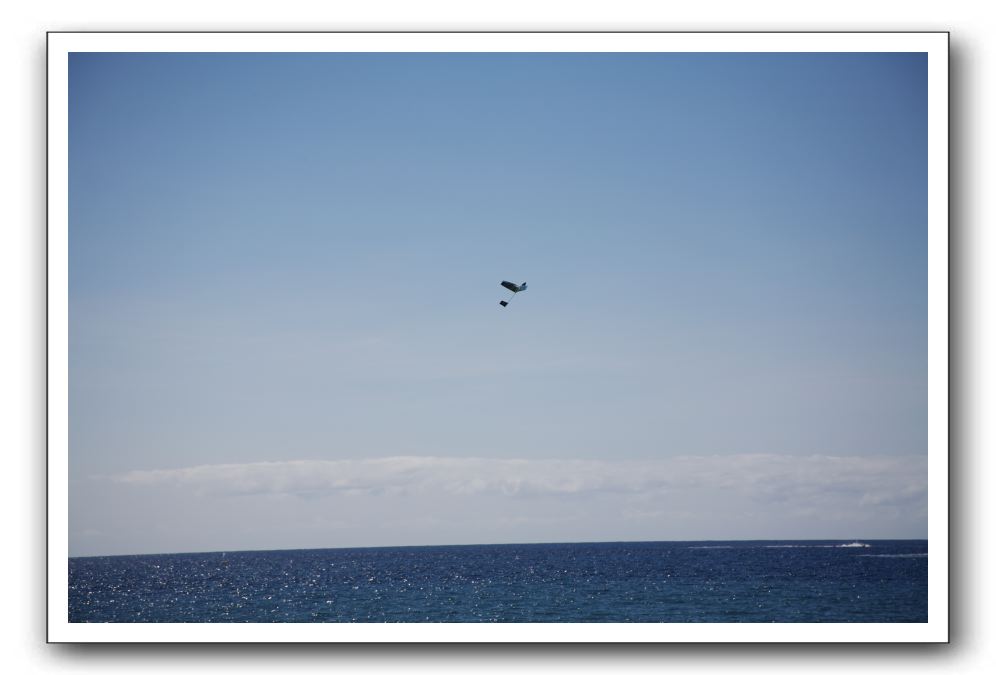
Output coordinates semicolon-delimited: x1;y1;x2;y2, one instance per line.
499;280;527;307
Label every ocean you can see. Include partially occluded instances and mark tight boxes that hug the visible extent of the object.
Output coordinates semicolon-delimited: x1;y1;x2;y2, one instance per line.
68;540;927;623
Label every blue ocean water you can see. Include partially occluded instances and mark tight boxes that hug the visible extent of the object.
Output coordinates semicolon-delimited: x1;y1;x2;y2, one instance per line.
68;540;927;622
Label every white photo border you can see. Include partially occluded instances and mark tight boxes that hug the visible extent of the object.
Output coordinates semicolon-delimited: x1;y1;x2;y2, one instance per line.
47;31;949;643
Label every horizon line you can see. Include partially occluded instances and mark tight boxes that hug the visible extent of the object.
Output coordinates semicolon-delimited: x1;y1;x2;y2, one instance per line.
69;536;928;560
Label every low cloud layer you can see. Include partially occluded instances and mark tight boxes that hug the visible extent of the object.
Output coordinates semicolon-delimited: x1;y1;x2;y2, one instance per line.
70;454;928;556
112;454;926;507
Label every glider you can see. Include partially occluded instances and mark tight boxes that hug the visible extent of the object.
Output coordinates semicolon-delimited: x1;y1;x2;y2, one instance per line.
499;280;527;307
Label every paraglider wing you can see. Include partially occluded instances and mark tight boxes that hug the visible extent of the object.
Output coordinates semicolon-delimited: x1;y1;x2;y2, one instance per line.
500;281;527;293
498;280;527;307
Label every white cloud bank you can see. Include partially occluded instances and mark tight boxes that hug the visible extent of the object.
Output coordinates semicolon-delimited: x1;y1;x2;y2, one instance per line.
112;453;926;507
73;454;926;556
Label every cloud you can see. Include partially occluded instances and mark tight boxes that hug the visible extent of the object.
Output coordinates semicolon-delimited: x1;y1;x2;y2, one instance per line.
73;454;927;555
111;454;927;508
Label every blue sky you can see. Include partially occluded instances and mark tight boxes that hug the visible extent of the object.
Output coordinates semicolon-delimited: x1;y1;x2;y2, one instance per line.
69;52;927;555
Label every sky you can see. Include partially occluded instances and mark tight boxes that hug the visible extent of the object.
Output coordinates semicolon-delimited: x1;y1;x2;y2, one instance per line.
68;52;928;556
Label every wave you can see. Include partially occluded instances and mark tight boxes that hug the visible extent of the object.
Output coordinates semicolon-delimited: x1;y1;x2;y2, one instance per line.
858;553;927;558
688;544;855;550
763;542;870;549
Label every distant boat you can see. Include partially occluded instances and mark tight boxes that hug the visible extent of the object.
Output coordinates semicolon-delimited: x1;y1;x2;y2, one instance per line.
839;542;871;548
